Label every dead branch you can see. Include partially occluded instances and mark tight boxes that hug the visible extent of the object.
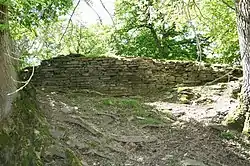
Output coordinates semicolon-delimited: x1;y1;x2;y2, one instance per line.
221;0;235;11
0;10;5;15
201;69;235;89
191;0;209;21
7;51;25;62
84;0;103;25
59;0;81;43
7;65;35;96
8;58;25;85
99;0;115;25
183;0;203;63
6;50;35;96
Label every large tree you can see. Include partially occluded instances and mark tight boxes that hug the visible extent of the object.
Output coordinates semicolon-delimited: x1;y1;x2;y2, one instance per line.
0;2;16;120
0;0;73;120
224;0;250;134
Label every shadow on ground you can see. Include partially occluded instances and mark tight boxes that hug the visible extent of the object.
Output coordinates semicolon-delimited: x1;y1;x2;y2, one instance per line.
37;80;250;166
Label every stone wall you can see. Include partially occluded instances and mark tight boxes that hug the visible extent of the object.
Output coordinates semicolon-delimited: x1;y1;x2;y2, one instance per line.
21;54;242;96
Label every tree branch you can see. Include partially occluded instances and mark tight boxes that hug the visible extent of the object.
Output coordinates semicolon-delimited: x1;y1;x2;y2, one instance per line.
0;10;5;15
221;0;235;11
59;0;81;43
183;0;203;62
6;51;35;96
85;0;103;25
7;65;35;96
99;0;115;25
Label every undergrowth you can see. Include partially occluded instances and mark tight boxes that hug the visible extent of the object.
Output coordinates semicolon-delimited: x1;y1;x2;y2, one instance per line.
101;98;165;125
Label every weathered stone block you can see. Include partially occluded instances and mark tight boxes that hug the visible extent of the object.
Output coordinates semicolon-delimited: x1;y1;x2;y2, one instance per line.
20;55;243;96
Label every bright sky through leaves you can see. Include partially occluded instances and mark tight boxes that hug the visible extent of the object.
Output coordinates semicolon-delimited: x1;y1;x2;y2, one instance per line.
72;0;115;25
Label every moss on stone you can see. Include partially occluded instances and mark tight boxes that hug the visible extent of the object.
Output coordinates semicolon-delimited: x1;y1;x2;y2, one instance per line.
179;94;191;104
223;99;245;131
177;87;200;104
0;88;51;165
65;148;82;166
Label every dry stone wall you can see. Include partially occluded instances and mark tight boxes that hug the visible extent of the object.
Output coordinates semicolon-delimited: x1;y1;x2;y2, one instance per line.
21;54;242;96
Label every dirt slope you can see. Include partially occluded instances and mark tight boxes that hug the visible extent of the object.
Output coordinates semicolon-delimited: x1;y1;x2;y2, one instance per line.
37;80;250;166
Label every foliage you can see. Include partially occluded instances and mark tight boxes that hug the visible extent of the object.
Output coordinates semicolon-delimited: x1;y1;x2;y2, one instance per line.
111;0;210;60
220;131;235;140
194;0;239;64
3;0;241;64
16;21;113;68
61;23;111;57
10;0;73;28
101;97;164;125
5;0;74;67
9;0;73;37
109;0;239;63
102;98;142;109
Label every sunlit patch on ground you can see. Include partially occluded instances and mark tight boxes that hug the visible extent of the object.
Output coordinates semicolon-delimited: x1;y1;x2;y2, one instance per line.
37;80;250;166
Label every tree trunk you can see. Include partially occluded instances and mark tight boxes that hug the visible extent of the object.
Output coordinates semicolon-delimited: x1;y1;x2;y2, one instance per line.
224;0;250;133
0;4;16;121
148;24;165;58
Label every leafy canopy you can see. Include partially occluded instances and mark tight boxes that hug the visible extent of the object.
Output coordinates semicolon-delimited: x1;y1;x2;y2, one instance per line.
194;0;239;64
111;0;210;60
2;0;240;64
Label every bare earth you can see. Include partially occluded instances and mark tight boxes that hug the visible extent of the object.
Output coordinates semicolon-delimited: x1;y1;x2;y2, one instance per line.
38;80;250;166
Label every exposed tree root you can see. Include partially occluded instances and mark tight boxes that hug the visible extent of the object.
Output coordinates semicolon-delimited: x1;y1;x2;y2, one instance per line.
63;116;104;136
71;89;107;96
141;124;168;129
82;149;112;160
105;145;126;154
112;135;157;143
95;112;119;120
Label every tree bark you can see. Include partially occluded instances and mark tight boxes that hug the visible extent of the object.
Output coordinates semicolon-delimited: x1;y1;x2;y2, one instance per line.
224;0;250;133
148;24;165;58
0;4;16;121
